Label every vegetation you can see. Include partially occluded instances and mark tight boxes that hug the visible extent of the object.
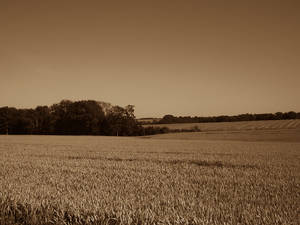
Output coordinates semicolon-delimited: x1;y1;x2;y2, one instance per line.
2;99;298;136
153;112;300;125
0;135;299;224
0;100;164;136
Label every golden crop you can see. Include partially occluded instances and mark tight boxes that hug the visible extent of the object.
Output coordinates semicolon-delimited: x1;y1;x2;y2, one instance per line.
0;134;299;224
143;119;300;131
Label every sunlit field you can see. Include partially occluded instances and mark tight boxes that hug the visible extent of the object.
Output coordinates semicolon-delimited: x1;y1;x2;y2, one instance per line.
143;119;300;131
0;130;299;224
149;129;300;143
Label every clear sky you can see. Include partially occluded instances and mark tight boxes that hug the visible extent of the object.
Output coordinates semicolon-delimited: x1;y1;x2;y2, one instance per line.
0;0;299;118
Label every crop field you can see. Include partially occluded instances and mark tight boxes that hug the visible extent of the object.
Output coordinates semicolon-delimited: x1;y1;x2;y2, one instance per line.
149;129;300;143
0;131;299;224
143;119;300;132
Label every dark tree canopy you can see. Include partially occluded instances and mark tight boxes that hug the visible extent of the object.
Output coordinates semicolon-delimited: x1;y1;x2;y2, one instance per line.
155;111;300;124
0;100;146;136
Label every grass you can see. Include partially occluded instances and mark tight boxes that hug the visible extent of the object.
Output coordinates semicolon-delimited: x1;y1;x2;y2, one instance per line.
0;134;299;224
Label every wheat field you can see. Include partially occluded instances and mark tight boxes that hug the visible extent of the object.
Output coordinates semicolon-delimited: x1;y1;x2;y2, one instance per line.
143;119;300;131
0;132;299;224
148;129;300;143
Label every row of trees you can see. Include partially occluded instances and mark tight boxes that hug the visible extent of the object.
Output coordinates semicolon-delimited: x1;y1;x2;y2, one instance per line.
1;100;299;135
156;112;300;124
0;100;161;136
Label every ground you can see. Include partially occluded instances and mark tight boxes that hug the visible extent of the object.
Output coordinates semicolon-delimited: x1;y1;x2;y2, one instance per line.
0;120;299;224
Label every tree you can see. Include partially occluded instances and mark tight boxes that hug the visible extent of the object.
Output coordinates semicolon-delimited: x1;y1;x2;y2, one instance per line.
35;106;52;134
49;100;105;135
0;107;8;134
105;105;139;136
159;115;176;124
285;111;297;119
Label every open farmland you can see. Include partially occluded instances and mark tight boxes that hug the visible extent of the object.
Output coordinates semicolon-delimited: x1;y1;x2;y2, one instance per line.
0;133;299;224
148;129;300;143
143;119;300;132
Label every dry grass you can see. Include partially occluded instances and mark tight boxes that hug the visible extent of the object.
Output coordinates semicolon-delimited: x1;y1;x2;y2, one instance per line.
0;134;299;224
143;119;300;131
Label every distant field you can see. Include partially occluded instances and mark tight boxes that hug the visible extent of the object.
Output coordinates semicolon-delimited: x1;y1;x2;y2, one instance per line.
143;119;300;131
148;129;300;142
0;135;299;224
137;118;160;124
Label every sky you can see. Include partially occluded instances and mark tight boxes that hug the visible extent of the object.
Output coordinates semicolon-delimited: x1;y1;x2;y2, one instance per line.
0;0;299;118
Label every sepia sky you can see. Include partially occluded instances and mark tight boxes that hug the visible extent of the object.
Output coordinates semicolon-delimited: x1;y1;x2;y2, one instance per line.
0;0;299;118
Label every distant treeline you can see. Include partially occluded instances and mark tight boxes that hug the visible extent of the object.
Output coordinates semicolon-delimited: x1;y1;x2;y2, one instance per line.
0;100;168;136
154;112;300;124
1;101;299;135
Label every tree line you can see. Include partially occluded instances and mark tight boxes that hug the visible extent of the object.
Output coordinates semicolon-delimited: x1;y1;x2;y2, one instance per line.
155;112;300;124
1;100;299;135
0;100;167;136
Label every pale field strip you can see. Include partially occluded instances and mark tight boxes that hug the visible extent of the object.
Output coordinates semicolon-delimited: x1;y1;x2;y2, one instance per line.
148;129;300;143
143;119;300;131
0;134;299;224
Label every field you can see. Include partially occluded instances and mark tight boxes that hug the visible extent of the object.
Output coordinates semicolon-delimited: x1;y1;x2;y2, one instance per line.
148;129;300;143
0;123;300;224
143;119;300;131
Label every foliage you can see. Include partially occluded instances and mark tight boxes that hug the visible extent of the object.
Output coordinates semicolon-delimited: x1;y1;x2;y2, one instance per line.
1;100;299;136
0;100;144;136
155;112;300;124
